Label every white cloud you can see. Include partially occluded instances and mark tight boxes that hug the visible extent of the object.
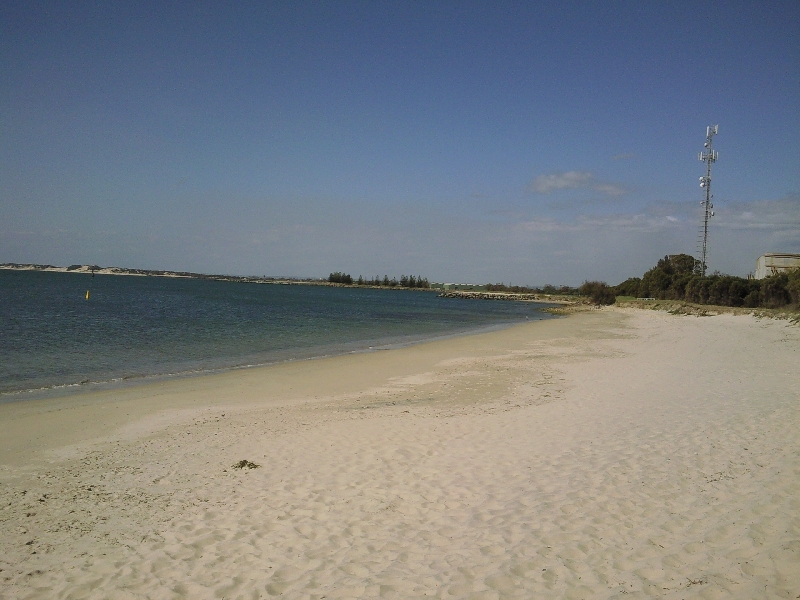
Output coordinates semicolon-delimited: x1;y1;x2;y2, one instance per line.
528;171;628;197
530;171;593;193
591;182;628;197
714;196;800;232
513;212;684;235
500;194;799;281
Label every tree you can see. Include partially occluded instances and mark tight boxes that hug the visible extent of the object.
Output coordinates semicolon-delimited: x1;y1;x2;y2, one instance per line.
614;277;641;297
656;253;696;276
328;272;352;284
639;267;671;298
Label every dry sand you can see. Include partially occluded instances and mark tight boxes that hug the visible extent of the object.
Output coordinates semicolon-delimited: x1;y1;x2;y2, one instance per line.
1;308;798;599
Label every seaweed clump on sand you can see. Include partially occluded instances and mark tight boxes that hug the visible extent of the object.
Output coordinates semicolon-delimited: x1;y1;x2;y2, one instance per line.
232;459;260;470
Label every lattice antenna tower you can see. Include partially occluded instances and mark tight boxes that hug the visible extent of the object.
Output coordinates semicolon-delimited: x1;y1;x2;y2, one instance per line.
696;125;719;275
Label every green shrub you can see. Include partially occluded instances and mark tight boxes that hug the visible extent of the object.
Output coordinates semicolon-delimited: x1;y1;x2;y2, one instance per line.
787;269;800;305
615;258;798;309
580;281;616;305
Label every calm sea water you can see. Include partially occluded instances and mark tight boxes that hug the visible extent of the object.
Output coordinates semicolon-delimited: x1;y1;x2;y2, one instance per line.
0;270;553;400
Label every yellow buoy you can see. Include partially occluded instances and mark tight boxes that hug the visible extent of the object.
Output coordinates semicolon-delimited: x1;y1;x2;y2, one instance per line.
85;290;90;300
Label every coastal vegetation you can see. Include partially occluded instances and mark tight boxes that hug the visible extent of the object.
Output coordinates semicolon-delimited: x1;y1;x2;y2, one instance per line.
523;253;800;310
612;254;799;309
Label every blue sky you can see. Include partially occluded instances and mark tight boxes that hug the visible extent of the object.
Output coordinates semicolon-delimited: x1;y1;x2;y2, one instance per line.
2;1;798;285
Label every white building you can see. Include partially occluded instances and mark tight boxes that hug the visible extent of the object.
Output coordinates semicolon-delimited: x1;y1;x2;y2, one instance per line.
754;253;800;279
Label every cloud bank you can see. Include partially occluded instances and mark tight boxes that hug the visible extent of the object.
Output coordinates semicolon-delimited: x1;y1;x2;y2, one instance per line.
529;171;628;197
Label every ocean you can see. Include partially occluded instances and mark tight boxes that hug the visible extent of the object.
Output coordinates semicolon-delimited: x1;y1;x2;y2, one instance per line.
0;270;554;401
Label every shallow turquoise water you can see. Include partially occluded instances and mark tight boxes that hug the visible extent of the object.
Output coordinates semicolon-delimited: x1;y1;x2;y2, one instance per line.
0;270;553;400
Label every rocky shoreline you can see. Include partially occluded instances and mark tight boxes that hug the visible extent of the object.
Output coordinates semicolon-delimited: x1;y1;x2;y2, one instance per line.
437;290;575;304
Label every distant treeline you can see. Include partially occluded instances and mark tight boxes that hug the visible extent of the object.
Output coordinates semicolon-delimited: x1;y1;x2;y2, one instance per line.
584;254;800;308
329;272;430;289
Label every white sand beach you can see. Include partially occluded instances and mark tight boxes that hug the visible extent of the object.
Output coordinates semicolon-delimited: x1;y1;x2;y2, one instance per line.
1;308;798;599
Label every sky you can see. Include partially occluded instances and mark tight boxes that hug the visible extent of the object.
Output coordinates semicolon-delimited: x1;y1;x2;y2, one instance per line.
1;1;798;286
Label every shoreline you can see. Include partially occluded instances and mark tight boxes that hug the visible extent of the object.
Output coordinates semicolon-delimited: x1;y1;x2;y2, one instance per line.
0;311;557;403
0;312;570;467
2;267;560;401
1;307;798;598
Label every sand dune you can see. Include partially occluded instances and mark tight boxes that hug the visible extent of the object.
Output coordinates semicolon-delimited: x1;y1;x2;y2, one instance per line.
1;308;798;599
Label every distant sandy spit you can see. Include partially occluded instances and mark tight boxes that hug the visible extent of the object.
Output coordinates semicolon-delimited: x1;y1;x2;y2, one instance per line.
1;264;157;276
1;309;798;599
